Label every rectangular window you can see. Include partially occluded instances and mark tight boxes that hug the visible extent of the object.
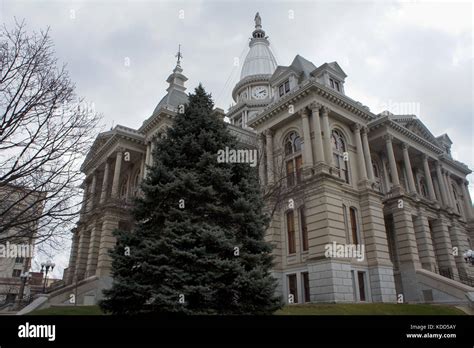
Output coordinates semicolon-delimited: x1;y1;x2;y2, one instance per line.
15;257;24;264
302;272;310;303
335;81;340;91
286;160;295;187
279;80;290;97
342;204;349;243
350;207;359;245
279;84;284;97
300;207;308;251
358;271;366;302
12;269;21;278
330;78;334;88
287;211;296;254
287;274;298;303
295;155;303;184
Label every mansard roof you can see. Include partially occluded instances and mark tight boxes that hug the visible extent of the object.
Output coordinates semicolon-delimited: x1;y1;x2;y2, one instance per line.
270;55;316;84
311;61;347;79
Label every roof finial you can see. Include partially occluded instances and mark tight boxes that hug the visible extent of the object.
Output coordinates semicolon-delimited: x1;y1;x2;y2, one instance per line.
175;44;183;67
254;12;262;29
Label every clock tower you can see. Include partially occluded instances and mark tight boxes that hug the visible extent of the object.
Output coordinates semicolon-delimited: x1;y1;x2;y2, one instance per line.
228;13;278;129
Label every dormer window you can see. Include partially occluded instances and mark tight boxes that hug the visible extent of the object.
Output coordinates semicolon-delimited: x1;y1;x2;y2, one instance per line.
329;78;341;92
279;80;290;97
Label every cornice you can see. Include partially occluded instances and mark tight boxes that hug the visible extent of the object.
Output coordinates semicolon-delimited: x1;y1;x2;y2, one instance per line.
248;78;376;128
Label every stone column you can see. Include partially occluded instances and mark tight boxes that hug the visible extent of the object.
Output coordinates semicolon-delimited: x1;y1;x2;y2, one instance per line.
401;143;416;194
100;161;110;204
150;141;155;166
310;104;324;163
392;200;421;301
96;214;118;277
300;109;314;168
257;133;266;185
74;229;91;281
461;180;473;219
431;218;459;279
145;142;151;171
381;155;391;193
384;135;400;187
111;150;123;198
85;223;101;278
444;171;455;209
353;124;367;181
361;127;374;180
422;155;436;201
435;162;449;207
65;231;79;284
265;129;274;185
86;173;97;211
81;181;89;215
321;106;333;166
413;213;437;273
140;152;146;180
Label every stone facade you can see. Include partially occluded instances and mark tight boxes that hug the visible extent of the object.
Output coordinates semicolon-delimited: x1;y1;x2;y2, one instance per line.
62;14;474;306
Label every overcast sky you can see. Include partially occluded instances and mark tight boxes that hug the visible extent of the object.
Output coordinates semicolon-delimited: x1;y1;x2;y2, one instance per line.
1;0;472;277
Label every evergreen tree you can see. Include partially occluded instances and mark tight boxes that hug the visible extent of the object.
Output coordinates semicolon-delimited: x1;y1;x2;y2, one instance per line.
100;85;282;314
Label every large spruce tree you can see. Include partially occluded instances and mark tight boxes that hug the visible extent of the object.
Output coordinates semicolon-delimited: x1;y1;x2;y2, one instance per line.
100;85;282;314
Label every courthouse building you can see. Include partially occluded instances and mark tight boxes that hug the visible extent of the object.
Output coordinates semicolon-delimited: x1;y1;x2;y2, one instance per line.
46;13;474;307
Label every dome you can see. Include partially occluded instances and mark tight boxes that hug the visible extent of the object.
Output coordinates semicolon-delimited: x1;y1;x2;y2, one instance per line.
240;38;277;79
240;13;277;79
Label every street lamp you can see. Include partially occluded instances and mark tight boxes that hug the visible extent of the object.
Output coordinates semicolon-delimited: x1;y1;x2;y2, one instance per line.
40;261;55;293
18;271;32;308
463;250;473;265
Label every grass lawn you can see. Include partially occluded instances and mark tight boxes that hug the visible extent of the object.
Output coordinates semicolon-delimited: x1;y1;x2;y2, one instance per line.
28;305;105;315
275;303;466;315
26;303;466;315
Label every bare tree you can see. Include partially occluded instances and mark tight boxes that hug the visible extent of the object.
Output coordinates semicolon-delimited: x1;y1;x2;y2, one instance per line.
0;20;100;249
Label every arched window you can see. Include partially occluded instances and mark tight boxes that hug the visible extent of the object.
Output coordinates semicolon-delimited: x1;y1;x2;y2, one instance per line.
331;129;349;183
284;132;303;187
419;178;427;198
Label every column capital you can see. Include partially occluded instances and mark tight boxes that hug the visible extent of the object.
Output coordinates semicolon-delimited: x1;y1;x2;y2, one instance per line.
463;179;470;187
352;123;362;132
300;108;310;118
309;102;322;111
383;134;394;143
402;142;410;150
321;105;330;115
264;129;273;137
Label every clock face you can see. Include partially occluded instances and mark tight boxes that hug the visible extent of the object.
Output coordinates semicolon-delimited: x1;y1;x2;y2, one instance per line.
252;86;268;100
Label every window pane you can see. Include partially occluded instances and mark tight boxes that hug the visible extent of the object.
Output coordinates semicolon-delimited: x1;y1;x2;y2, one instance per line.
286;160;294;187
285;81;290;93
279;84;284;97
295;156;303;184
302;272;310;303
358;272;366;302
300;207;308;251
288;274;298;303
350;207;358;245
287;211;296;254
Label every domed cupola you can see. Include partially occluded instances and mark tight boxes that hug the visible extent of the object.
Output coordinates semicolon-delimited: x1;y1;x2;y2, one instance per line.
240;13;278;80
228;13;278;129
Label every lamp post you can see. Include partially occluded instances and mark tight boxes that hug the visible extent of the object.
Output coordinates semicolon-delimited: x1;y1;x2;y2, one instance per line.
463;250;474;265
41;261;55;293
18;271;32;309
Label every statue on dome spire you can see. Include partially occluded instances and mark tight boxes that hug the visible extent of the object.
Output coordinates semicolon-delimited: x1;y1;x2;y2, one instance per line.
254;12;262;28
175;44;183;68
